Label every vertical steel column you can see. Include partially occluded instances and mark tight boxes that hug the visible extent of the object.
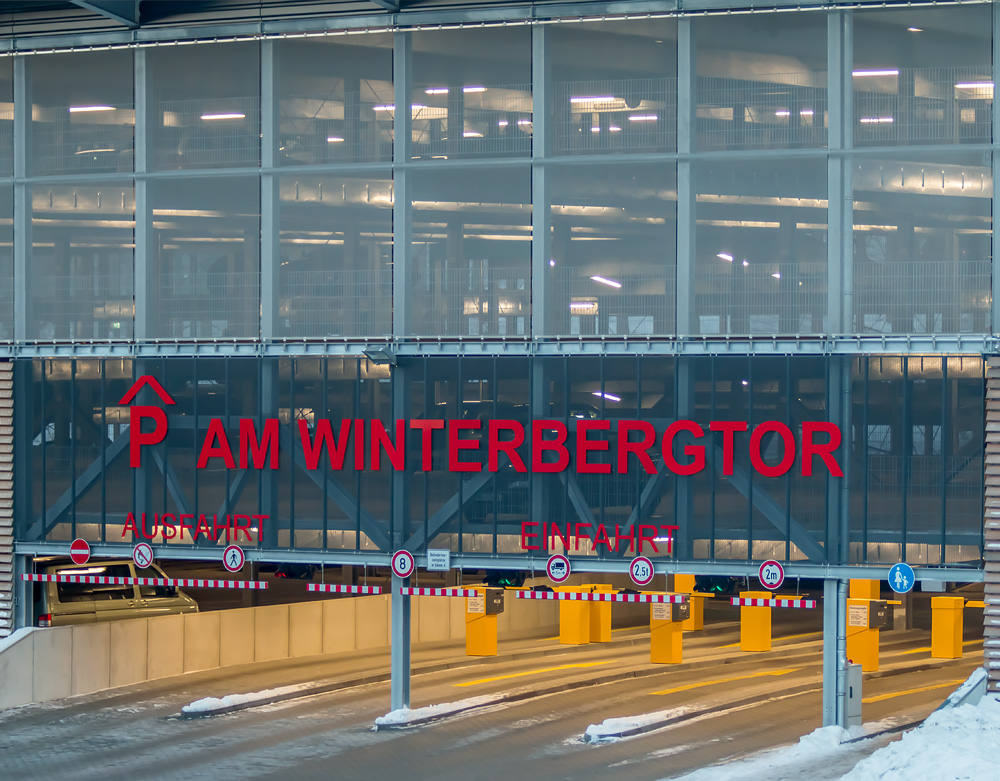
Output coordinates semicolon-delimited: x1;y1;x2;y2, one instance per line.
827;10;852;335
822;577;849;726
134;48;151;340
260;40;279;341
993;4;1000;336
392;30;412;337
675;18;695;336
12;554;32;630
12;56;29;342
675;357;694;559
389;361;412;711
531;24;550;336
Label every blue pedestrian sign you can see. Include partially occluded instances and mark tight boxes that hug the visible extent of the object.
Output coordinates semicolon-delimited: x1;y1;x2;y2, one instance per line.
888;562;915;594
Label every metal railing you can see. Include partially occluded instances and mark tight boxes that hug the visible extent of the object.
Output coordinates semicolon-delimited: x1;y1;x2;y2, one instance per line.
278;92;393;165
155;96;260;169
32;104;135;176
29;273;133;340
411;84;533;159
278;268;392;337
407;265;530;336
549;268;675;336
156;270;259;338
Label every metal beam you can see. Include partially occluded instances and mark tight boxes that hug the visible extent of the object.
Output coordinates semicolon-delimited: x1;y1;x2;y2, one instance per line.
72;1;140;27
370;0;400;10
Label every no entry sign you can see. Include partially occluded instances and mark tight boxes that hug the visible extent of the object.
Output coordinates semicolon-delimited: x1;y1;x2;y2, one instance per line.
69;538;91;565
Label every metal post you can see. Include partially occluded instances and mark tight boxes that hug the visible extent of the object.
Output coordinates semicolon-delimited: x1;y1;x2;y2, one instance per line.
12;55;29;342
390;572;411;710
836;578;849;723
531;24;550;336
827;10;852;336
392;30;412;337
675;356;694;559
993;4;1000;334
260;40;279;341
134;48;151;340
822;577;840;725
675;18;695;336
12;553;32;629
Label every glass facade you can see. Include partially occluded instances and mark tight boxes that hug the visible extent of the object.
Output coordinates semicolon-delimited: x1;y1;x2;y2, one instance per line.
4;3;994;572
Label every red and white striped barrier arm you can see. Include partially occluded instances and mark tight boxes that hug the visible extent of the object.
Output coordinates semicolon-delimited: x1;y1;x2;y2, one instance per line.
730;597;817;608
307;584;383;595
22;574;268;590
399;587;479;597
516;591;687;603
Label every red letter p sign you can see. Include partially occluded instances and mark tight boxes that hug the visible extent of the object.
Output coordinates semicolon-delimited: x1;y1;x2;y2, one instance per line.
129;406;168;467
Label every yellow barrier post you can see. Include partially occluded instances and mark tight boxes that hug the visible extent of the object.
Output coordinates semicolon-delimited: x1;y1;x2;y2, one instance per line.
465;588;498;656
931;596;965;659
674;574;705;631
739;591;772;652
589;584;613;642
850;579;880;601
650;602;684;664
558;586;591;645
845;598;880;671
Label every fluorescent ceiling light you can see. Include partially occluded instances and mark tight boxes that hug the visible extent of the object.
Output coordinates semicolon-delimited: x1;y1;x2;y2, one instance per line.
463;86;487;93
498;120;509;127
717;253;734;262
201;112;245;120
549;259;556;267
410;104;427;111
570;301;596;310
908;27;922;32
373;105;395;111
517;119;532;126
852;69;899;77
593;392;622;402
859;116;894;124
463;131;483;138
742;260;749;267
591;127;600;133
772;272;781;279
800;109;815;116
74;148;115;155
327;136;344;143
775;110;791;117
609;125;621;132
590;275;621;289
628;114;658;122
69;105;114;113
425;88;449;95
570;96;616;103
955;81;994;90
741;380;749;386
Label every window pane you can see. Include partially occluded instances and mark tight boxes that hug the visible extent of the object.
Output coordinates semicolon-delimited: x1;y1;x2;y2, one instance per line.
149;42;260;170
696;14;827;151
411;27;531;160
0;57;12;177
854;6;992;147
693;157;828;336
550;19;677;156
546;161;676;336
30;49;134;176
277;174;392;337
407;165;530;336
852;151;991;335
149;176;260;339
29;181;134;340
275;35;393;166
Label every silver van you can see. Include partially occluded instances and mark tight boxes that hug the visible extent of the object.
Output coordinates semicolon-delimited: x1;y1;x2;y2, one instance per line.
33;559;199;627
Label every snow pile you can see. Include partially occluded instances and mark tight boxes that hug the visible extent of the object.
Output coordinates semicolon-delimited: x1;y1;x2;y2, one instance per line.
584;706;696;742
941;667;987;708
841;694;1000;781
670;724;869;781
181;683;313;714
374;695;502;727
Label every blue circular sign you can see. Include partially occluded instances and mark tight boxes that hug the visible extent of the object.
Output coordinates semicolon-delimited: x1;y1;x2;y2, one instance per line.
888;562;915;594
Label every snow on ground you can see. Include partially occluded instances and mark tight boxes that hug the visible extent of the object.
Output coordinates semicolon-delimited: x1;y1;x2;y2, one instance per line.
841;694;1000;781
374;695;504;727
585;706;697;741
181;682;317;714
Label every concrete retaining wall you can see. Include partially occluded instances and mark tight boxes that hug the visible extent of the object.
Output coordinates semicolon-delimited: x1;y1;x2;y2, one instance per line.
0;573;653;710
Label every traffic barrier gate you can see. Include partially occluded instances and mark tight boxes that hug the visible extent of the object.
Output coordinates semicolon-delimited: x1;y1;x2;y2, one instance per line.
730;592;818;652
307;584;383;595
673;574;714;631
22;574;268;589
399;586;501;657
932;596;986;659
845;580;898;672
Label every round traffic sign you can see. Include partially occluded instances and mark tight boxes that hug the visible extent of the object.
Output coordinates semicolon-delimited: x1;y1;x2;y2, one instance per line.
391;550;415;579
546;553;571;584
69;538;91;565
223;544;245;573
758;560;785;590
888;562;915;594
132;542;154;569
629;556;655;587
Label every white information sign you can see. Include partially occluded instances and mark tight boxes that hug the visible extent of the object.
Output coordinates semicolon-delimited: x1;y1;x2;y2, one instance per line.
848;604;869;628
467;594;485;614
652;603;672;622
427;549;451;572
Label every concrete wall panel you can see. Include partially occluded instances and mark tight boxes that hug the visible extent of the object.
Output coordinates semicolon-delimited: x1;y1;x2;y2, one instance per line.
322;598;356;654
219;608;255;668
147;614;184;680
449;595;466;640
71;623;111;695
0;631;34;709
415;595;450;643
254;604;290;662
110;619;148;688
289;602;322;658
183;611;221;673
356;595;389;649
32;626;72;702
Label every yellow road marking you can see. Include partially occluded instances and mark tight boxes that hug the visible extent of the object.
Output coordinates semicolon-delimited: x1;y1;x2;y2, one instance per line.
862;679;965;704
651;668;802;696
454;661;614;687
718;631;822;649
536;626;642;642
898;639;982;656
